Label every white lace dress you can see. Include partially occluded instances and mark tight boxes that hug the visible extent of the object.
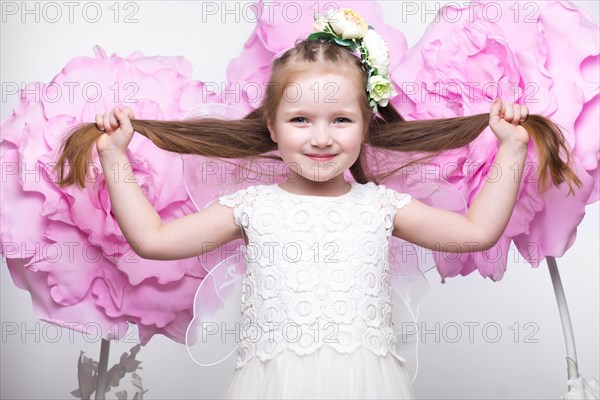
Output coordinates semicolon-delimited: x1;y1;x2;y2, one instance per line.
217;181;415;399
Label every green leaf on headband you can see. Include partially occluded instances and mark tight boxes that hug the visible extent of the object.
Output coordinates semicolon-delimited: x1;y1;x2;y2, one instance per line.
333;37;352;46
307;32;335;41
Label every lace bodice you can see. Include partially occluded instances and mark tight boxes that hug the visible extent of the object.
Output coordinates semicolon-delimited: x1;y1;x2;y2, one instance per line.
218;181;412;369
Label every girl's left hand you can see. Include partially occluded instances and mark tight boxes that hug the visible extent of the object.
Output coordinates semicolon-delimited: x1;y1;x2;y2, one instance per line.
489;98;530;146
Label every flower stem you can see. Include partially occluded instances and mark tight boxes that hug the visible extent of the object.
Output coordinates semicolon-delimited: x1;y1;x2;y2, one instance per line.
94;339;111;400
547;256;580;382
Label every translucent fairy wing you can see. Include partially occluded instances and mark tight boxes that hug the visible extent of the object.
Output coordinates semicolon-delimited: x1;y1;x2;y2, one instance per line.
185;243;246;367
390;263;430;384
382;171;469;383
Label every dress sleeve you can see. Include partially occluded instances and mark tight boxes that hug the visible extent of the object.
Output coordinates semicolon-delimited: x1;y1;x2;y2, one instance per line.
377;184;413;234
386;187;412;216
217;187;252;228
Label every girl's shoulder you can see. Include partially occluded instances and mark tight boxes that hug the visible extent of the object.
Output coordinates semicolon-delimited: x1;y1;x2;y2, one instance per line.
367;183;413;213
373;182;413;208
217;184;263;209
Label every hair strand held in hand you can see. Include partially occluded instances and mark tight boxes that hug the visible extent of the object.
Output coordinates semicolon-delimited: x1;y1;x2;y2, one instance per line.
53;40;582;196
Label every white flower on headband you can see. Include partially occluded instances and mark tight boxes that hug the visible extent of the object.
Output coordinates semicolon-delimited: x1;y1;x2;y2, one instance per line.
327;9;368;40
367;75;394;109
362;29;390;77
308;8;395;113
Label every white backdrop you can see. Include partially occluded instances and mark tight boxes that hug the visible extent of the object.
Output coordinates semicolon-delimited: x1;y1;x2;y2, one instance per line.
1;1;598;399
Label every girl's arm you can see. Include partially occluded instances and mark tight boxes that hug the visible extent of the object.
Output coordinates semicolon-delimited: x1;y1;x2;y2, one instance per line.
392;100;529;253
97;108;242;260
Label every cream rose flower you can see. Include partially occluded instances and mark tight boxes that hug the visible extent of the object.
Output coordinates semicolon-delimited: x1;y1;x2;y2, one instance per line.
367;75;396;107
328;9;368;39
363;29;391;77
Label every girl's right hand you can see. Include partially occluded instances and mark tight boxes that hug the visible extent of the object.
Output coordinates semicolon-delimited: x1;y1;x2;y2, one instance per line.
95;106;135;155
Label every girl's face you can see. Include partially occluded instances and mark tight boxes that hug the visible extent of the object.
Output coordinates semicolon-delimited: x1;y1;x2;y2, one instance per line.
268;69;366;186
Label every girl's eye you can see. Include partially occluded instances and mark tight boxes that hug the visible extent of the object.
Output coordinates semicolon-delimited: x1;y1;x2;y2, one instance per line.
291;117;308;123
335;117;351;123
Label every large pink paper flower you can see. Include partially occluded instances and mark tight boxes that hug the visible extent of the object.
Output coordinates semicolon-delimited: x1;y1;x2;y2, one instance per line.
387;1;598;281
1;46;227;344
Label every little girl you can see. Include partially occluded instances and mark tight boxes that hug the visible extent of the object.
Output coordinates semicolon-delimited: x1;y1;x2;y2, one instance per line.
54;8;580;399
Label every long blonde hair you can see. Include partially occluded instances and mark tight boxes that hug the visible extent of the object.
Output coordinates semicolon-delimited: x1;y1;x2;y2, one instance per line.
53;39;581;195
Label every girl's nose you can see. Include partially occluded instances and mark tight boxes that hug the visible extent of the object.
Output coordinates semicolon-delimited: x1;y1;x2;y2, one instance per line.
310;126;333;147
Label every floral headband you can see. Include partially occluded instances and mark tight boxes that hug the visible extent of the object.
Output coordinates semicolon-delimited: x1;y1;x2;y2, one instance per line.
308;8;397;113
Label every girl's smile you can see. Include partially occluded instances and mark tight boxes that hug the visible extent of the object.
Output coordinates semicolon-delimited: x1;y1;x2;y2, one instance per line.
305;153;337;162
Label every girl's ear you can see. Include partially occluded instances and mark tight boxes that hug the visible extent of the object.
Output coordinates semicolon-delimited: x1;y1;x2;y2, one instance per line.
267;120;278;143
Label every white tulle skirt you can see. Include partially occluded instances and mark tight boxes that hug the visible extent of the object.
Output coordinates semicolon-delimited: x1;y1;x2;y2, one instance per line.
222;345;415;399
